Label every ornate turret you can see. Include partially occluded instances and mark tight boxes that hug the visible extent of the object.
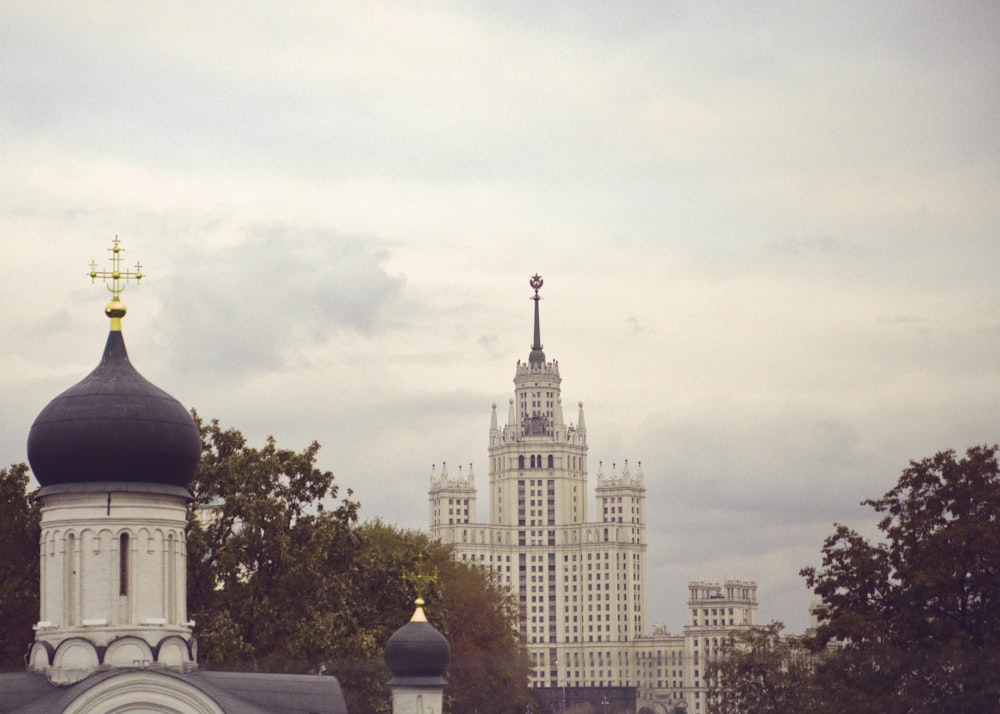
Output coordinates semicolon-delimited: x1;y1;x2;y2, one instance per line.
27;238;200;488
385;565;450;714
26;239;198;684
384;598;450;684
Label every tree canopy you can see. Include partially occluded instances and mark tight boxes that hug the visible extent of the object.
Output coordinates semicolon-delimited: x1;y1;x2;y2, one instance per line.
705;623;822;714
0;463;39;672
801;444;1000;712
186;412;532;713
0;415;531;711
709;445;1000;714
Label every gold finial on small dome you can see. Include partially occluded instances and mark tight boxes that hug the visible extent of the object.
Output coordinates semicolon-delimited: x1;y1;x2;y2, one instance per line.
411;597;428;623
88;236;144;331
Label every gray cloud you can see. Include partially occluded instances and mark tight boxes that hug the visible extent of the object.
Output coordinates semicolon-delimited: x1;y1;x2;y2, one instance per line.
159;226;403;374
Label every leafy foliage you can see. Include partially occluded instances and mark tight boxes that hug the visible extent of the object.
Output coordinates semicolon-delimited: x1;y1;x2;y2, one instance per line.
801;445;1000;712
705;623;817;714
712;445;1000;714
186;412;361;672
0;463;40;671
187;413;531;713
352;521;534;714
0;414;530;710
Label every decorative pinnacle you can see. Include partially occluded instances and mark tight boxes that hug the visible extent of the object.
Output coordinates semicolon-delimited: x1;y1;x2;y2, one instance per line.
88;236;144;330
529;274;545;366
403;552;440;618
404;553;438;599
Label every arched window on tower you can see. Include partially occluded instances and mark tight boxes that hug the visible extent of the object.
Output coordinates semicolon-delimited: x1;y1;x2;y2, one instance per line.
167;533;177;623
65;532;77;626
519;455;525;469
548;455;554;469
119;533;129;596
530;455;536;468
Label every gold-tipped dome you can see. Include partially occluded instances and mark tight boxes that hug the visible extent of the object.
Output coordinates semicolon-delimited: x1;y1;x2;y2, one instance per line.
27;238;200;488
384;597;450;683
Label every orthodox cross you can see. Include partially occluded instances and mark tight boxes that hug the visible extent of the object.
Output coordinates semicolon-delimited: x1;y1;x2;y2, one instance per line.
403;552;439;602
88;236;144;301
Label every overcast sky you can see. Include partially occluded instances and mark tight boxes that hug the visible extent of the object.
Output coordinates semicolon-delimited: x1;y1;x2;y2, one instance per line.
3;1;998;634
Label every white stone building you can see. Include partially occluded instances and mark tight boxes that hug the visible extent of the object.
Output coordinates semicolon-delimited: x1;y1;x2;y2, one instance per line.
635;580;759;714
430;276;759;714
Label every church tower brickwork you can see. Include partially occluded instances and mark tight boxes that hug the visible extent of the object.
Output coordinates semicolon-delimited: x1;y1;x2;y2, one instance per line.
3;238;353;711
25;242;200;684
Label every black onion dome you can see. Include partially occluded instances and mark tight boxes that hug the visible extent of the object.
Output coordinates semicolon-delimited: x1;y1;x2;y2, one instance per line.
27;330;201;488
384;612;450;682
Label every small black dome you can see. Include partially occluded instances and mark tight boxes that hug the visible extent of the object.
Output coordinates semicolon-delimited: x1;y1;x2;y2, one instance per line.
27;330;201;488
384;609;450;682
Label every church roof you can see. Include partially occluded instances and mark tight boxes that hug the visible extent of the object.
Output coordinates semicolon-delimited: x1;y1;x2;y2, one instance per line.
0;669;348;713
26;329;201;488
384;599;450;686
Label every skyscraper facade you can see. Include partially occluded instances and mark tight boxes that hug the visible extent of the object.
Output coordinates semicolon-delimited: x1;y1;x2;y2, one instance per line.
429;276;758;714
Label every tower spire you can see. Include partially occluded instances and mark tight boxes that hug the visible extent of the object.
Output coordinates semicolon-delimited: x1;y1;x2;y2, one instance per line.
529;273;545;366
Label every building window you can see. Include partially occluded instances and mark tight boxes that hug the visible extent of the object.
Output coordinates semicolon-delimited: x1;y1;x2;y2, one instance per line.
119;532;129;596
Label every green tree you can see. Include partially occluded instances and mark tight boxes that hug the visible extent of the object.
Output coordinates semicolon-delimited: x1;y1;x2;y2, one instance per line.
187;414;532;713
429;542;533;714
801;445;1000;712
709;447;1000;713
0;463;40;671
707;635;891;714
351;521;534;714
186;412;361;673
706;622;839;714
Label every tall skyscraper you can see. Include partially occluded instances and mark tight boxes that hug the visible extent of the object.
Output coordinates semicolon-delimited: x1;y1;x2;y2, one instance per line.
430;275;647;709
430;276;759;714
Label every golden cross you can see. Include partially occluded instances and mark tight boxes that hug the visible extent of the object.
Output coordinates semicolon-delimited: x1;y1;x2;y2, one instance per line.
88;236;144;301
403;552;439;602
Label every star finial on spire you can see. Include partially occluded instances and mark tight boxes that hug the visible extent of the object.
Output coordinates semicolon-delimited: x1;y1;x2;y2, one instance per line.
528;274;545;366
88;236;144;331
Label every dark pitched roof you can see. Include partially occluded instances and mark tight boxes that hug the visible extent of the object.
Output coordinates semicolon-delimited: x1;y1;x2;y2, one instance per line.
196;671;348;714
0;668;347;714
